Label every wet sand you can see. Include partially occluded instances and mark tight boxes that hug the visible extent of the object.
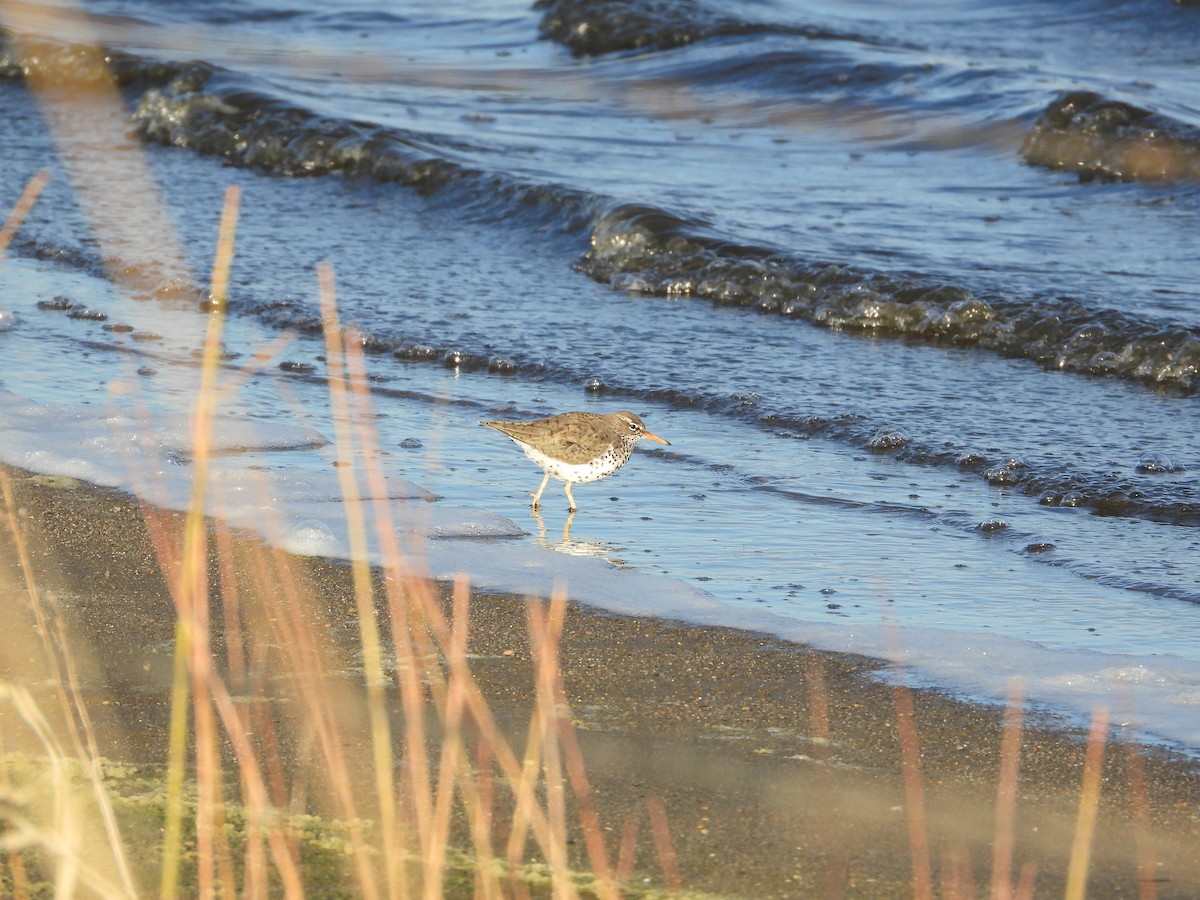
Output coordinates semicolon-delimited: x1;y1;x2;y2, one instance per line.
1;463;1198;897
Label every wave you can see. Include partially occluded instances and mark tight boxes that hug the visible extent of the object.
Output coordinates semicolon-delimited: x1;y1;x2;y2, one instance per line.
123;55;1200;395
532;0;861;57
1023;90;1200;182
579;204;1200;392
128;62;601;234
7;37;1200;392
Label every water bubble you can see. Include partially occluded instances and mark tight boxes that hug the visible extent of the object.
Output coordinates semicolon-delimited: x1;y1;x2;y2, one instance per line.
583;376;607;393
396;344;437;361
194;345;239;361
291;519;336;550
948;298;994;322
488;357;516;375
1024;542;1056;553
442;350;485;371
983;459;1028;485
0;310;18;331
1059;491;1085;507
610;273;654;293
1135;452;1178;474
353;330;392;354
399;438;423;450
867;425;911;452
37;295;75;311
978;519;1008;532
1089;350;1121;372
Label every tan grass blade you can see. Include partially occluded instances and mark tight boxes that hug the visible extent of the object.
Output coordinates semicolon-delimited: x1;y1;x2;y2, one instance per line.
159;183;240;900
1013;862;1037;900
645;795;682;892
425;577;474;896
939;842;973;900
527;593;574;899
0;683;130;897
242;528;378;890
200;664;306;898
1125;744;1157;900
317;262;396;899
1064;705;1110;900
537;594;617;898
804;658;846;899
0;725;31;899
990;679;1026;900
892;682;933;900
340;328;432;865
615;814;640;885
0;472;138;897
0;168;50;261
806;657;831;760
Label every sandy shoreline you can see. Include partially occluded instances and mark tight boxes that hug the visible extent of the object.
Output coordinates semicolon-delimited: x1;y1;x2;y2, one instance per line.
1;463;1198;897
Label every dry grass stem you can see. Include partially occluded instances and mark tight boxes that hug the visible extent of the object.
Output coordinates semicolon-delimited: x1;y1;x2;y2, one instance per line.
645;795;682;892
615;813;640;886
0;168;50;260
160;182;241;900
0;473;137;896
527;592;574;898
991;679;1026;900
343;331;436;883
891;682;933;900
1125;744;1157;900
1065;705;1110;900
317;262;393;900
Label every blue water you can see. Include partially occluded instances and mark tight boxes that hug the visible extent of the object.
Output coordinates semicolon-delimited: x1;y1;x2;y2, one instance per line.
2;0;1200;748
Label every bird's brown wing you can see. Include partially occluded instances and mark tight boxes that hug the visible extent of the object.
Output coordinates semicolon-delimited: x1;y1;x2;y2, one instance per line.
483;413;606;464
550;434;593;464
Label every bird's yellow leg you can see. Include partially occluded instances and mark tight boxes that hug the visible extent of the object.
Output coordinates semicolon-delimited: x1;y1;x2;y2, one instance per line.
531;472;551;509
564;482;577;512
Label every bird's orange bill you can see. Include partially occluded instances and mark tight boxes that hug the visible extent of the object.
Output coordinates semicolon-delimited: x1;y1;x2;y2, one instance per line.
644;432;670;445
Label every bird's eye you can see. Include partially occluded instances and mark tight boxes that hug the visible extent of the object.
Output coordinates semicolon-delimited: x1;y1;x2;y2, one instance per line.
629;422;639;432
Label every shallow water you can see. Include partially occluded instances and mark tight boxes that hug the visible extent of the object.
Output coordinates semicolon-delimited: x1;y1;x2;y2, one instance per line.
2;0;1200;749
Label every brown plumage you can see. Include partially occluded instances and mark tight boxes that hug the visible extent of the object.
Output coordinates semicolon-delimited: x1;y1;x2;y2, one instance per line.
480;410;669;511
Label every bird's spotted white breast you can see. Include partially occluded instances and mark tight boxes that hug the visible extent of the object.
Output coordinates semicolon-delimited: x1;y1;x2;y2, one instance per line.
518;441;630;484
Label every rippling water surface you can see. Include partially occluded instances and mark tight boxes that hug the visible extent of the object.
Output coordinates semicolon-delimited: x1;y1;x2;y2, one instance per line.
2;0;1200;748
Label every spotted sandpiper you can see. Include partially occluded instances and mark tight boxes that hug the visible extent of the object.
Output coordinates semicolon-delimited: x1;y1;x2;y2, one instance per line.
480;410;670;511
